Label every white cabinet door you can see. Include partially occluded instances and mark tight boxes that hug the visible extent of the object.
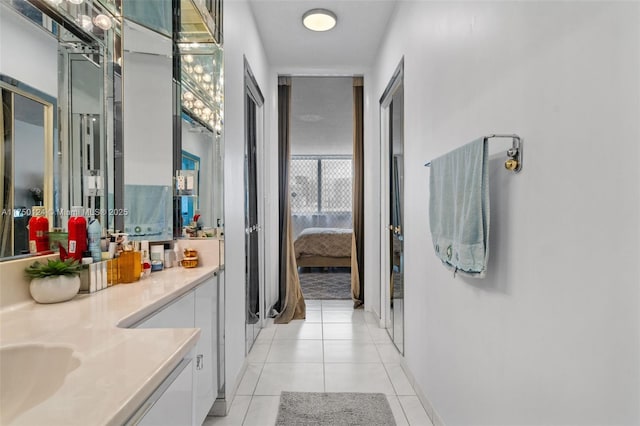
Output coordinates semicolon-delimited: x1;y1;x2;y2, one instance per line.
136;358;194;426
194;277;217;424
136;291;195;329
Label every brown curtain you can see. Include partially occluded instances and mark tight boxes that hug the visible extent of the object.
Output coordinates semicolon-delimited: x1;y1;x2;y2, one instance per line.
275;76;306;324
351;77;365;308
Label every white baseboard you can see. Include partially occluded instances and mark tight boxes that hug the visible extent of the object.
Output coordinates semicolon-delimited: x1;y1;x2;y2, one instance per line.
399;358;446;426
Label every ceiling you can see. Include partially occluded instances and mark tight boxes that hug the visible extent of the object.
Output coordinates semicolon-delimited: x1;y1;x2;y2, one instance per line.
248;0;397;73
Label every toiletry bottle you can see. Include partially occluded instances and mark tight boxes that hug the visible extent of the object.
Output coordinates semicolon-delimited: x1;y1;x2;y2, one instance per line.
87;218;102;263
29;205;49;253
68;206;87;261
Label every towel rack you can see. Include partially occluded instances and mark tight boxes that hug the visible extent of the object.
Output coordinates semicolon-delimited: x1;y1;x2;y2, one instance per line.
424;134;523;173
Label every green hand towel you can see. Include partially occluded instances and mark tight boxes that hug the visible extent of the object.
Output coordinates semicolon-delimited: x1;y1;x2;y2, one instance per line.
429;138;489;277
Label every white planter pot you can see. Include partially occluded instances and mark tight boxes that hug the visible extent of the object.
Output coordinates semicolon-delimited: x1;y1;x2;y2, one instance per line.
29;275;81;304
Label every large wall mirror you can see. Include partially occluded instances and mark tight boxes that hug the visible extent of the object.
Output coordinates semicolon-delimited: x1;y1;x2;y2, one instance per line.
0;0;120;260
1;0;223;260
121;0;224;242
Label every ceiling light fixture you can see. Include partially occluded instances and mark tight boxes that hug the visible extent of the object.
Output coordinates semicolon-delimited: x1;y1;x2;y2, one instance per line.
302;8;337;32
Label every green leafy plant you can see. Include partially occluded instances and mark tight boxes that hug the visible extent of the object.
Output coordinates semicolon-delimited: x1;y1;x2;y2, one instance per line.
25;259;83;279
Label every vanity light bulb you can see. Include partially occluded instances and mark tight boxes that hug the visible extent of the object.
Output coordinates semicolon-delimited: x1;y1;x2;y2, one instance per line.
184;100;194;109
185;65;193;74
194;64;204;74
68;0;84;4
78;15;93;30
203;74;212;83
93;14;112;30
184;55;194;63
203;107;212;117
183;91;194;101
194;99;205;109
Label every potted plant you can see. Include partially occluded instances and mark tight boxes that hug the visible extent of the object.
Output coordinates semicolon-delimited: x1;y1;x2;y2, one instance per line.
25;259;83;304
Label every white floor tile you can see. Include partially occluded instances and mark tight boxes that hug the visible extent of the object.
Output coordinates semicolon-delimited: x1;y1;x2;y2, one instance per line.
324;363;395;395
203;395;251;426
236;364;264;396
368;324;393;343
266;339;324;363
303;309;322;323
376;342;404;364
385;363;416;396
242;396;281;426
323;340;381;363
305;299;322;310
399;396;433;426
386;395;410;426
255;325;276;342
322;310;365;324
363;311;381;325
323;323;372;341
246;342;271;364
273;322;323;340
321;300;356;310
254;363;324;395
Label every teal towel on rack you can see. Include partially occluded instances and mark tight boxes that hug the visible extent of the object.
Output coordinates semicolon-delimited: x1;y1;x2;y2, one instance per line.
429;138;489;277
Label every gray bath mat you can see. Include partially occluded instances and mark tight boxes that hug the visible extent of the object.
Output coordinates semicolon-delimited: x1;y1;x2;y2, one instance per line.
275;391;396;425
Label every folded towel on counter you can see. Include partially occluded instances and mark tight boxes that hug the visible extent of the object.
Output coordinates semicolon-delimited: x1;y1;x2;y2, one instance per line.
429;137;489;277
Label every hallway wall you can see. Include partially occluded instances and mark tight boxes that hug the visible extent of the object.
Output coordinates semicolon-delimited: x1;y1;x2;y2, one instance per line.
371;2;640;424
223;0;273;404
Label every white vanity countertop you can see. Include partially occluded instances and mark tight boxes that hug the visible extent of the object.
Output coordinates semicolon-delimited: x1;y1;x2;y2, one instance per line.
0;265;218;426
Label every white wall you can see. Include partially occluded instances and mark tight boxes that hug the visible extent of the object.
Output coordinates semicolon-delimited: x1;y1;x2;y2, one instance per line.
372;2;640;425
0;4;57;97
223;0;273;404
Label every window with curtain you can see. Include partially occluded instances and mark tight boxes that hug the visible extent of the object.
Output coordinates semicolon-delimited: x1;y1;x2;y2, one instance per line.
290;155;352;239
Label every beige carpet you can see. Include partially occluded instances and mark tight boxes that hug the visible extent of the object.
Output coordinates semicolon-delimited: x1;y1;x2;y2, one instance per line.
275;391;396;425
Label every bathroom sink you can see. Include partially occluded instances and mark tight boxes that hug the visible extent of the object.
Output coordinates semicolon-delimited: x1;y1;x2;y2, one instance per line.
0;343;80;423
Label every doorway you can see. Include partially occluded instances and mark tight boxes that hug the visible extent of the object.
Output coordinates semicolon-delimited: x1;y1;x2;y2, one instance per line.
380;59;404;354
289;77;354;301
244;59;265;354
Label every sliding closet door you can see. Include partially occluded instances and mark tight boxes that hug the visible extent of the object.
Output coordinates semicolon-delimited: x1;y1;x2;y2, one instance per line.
244;59;264;354
380;59;404;354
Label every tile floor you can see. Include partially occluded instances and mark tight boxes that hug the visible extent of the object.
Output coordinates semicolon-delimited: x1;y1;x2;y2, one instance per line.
204;299;433;426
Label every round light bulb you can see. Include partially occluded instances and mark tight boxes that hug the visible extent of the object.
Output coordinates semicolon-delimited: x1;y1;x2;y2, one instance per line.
194;64;204;74
78;15;93;31
46;0;63;5
184;55;194;63
194;99;204;109
203;107;212;116
183;91;194;101
184;100;194;109
203;74;212;83
93;14;112;30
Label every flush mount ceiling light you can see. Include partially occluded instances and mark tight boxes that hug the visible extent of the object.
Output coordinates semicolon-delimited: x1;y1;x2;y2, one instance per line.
302;8;337;32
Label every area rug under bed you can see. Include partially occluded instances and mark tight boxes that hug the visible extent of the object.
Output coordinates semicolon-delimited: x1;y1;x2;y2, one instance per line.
298;272;351;300
275;391;396;425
